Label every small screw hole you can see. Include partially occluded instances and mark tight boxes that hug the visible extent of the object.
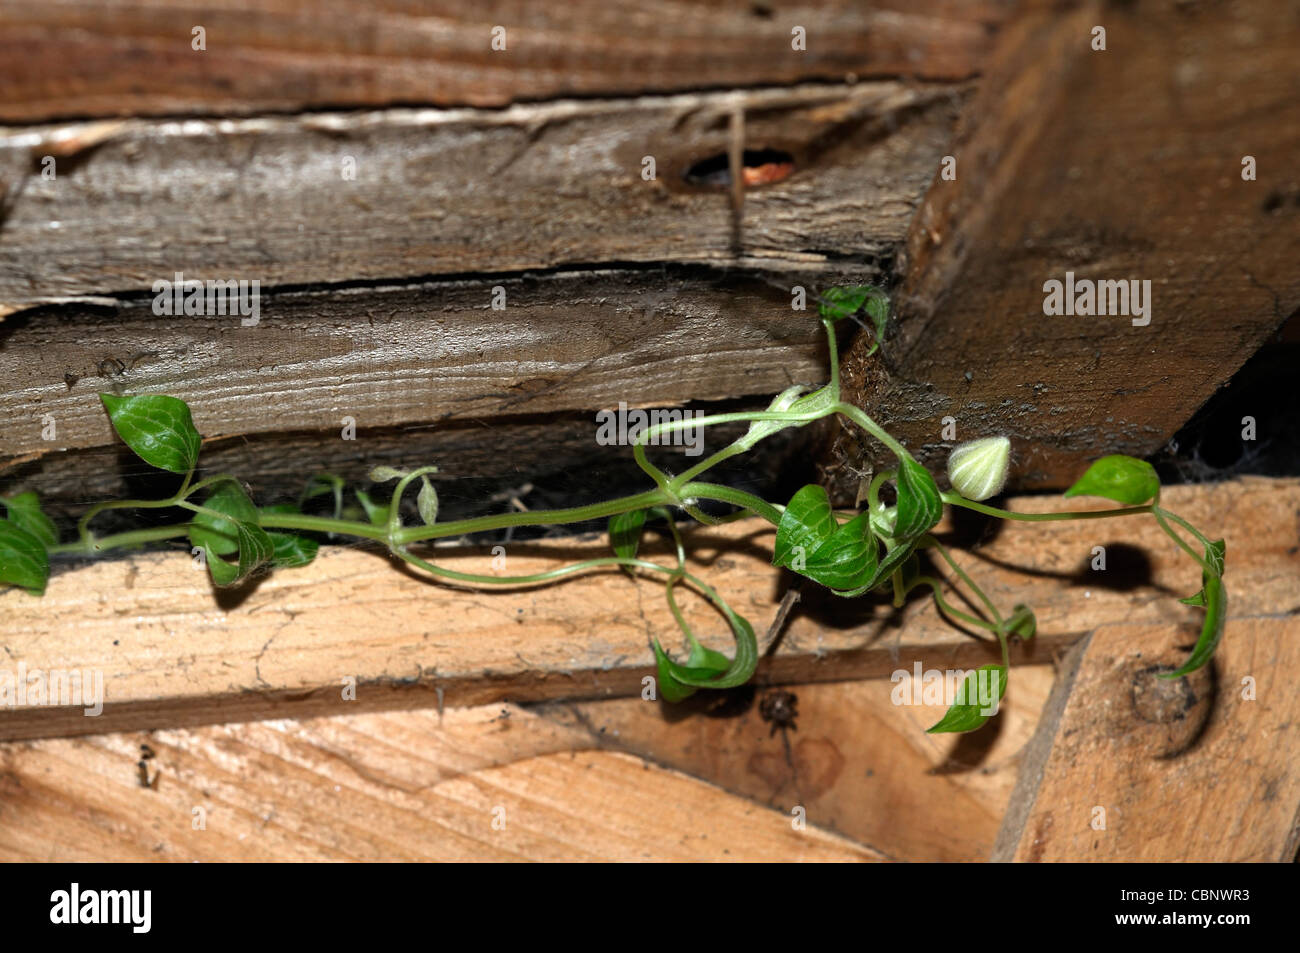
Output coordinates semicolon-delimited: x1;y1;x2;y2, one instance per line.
683;148;795;188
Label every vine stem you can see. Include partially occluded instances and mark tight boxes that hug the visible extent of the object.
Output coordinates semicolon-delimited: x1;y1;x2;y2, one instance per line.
941;492;1155;523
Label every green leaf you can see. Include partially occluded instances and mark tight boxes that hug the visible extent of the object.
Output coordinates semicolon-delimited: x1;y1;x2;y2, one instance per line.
651;637;732;703
300;473;344;520
650;595;759;701
1162;575;1227;679
267;531;318;569
818;286;888;354
188;482;274;586
773;484;836;569
189;482;259;557
354;489;390;527
0;492;58;549
609;509;648;561
1064;454;1159;506
259;504;320;569
818;285;886;324
1007;603;1037;640
927;664;1008;734
417;476;439;526
1162;539;1227;678
835;538;921;598
0;519;49;595
804;511;879;590
100;394;201;474
894;457;944;539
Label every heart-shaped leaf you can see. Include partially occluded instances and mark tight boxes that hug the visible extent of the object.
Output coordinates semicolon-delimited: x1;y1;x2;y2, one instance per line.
189;482;259;557
650;596;758;701
651;638;732;702
1064;455;1159;506
188;482;274;586
804;512;879;590
259;504;320;569
0;519;50;595
894;457;943;539
100;394;201;474
773;484;836;569
0;492;57;549
927;664;1008;734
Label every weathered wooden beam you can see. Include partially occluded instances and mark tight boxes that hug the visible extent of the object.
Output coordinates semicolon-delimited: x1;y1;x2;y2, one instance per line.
0;1;1008;121
832;0;1300;495
0;478;1290;743
0;704;882;861
0;83;963;309
0;266;844;459
992;615;1300;862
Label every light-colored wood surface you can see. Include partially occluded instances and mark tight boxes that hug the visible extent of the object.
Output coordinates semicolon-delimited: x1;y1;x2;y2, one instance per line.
830;0;1300;494
1;478;1291;743
0;1;1006;121
0;703;880;861
546;669;1056;863
0;83;960;311
993;615;1300;862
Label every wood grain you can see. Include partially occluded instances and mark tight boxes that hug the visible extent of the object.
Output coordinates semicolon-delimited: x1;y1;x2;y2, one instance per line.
831;0;1300;494
545;670;1056;863
1;478;1292;743
992;616;1300;862
0;704;881;861
0;267;840;458
0;1;1008;121
0;83;962;309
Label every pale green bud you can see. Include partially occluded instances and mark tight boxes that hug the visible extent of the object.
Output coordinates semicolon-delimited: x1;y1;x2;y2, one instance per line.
947;437;1011;501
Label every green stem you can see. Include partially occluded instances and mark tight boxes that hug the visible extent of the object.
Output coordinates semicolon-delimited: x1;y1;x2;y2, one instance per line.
51;524;193;555
832;402;911;461
942;492;1154;523
920;535;1004;629
677;482;782;525
259;512;391;541
1155;506;1216;553
389;488;671;546
906;575;1001;634
1152;508;1214;575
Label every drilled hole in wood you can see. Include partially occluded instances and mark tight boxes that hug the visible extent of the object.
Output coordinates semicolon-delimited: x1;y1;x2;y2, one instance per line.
682;148;795;188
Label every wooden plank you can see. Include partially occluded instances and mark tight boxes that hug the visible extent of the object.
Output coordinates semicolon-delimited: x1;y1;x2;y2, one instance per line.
830;0;1300;495
0;478;1291;742
0;1;1008;122
0;266;840;458
992;615;1300;862
543;670;1056;863
0;83;962;309
0;704;881;861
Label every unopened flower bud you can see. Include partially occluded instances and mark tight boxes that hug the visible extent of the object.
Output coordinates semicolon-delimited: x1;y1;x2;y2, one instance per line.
947;437;1011;501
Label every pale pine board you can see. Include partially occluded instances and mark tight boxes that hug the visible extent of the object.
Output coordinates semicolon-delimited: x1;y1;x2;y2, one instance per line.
994;616;1300;863
0;478;1293;741
0;704;880;862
